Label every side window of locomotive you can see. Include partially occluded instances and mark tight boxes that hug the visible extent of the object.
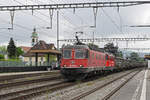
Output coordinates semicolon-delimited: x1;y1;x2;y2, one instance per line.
96;55;98;60
75;49;85;59
90;53;92;59
99;55;101;63
106;55;108;60
92;53;95;59
110;57;112;61
63;49;72;59
85;50;89;58
103;55;105;62
102;56;104;64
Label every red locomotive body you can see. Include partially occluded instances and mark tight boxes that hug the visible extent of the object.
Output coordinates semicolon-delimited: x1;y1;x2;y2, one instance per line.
61;46;89;68
60;44;115;80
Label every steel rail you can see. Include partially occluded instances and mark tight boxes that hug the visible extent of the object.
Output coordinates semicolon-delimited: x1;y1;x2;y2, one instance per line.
0;81;65;100
101;70;141;100
0;71;59;82
0;1;150;11
0;75;61;89
0;69;141;100
6;70;138;100
8;82;75;100
71;69;141;100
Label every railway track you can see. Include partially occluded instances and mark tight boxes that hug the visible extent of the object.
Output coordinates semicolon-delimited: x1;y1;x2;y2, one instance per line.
0;72;66;100
0;81;69;100
0;71;59;82
71;69;141;100
0;69;142;100
0;74;61;89
101;70;141;100
0;81;75;100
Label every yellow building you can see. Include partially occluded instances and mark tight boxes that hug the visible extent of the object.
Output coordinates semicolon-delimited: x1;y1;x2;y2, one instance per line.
23;52;46;66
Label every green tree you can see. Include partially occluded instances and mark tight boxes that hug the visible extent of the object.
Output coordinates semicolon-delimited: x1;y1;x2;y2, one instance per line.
129;52;140;61
88;43;99;49
116;51;123;58
16;47;24;57
0;46;7;54
0;54;4;59
7;38;16;59
104;43;118;56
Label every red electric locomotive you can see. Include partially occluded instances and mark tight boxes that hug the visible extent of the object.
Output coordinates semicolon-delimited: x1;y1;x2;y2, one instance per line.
60;44;115;81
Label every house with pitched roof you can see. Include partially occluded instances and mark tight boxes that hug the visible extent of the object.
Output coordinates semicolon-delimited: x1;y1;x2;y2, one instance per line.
23;40;61;66
20;46;31;53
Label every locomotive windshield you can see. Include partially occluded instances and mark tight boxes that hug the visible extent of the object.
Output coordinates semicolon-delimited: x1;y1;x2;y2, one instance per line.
63;49;72;59
75;49;88;59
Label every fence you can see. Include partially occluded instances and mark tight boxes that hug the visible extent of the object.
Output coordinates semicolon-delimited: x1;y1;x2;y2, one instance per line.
0;66;47;72
0;61;26;67
0;61;49;72
0;61;54;67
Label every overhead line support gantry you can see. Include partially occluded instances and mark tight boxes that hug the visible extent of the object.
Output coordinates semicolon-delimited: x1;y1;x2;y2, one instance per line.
0;1;150;11
1;1;150;49
119;48;150;50
59;38;150;42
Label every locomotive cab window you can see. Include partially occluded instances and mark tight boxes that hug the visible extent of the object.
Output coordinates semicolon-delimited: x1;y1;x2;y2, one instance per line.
63;49;72;59
75;49;88;59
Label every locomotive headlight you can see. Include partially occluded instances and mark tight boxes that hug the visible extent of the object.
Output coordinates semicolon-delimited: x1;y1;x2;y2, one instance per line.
63;65;66;67
80;65;83;68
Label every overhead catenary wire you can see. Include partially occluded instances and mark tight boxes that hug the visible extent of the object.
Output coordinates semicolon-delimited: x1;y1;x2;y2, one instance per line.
0;0;149;48
0;16;57;42
0;0;75;43
11;0;77;31
28;0;79;28
101;8;121;33
29;0;90;41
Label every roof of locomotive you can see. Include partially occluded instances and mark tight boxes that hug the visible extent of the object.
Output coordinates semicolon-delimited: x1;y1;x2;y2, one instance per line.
63;44;105;53
63;44;89;49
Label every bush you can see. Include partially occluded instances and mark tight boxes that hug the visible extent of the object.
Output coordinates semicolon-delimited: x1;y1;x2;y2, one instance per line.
0;58;21;62
0;54;4;59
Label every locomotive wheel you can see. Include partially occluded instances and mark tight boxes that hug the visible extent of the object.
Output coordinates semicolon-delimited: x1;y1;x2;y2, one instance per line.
63;74;76;82
62;73;88;81
77;73;88;81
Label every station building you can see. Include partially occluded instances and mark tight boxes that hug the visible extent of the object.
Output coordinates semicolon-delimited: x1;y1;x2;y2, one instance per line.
23;40;61;66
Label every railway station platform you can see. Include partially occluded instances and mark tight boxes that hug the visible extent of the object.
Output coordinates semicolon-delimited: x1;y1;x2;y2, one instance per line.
0;70;59;77
109;68;150;100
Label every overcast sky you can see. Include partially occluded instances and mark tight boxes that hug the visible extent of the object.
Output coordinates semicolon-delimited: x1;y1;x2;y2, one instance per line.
0;0;150;52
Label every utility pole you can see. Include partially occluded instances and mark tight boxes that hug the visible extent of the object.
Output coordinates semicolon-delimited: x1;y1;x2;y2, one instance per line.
57;10;59;49
93;32;94;44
